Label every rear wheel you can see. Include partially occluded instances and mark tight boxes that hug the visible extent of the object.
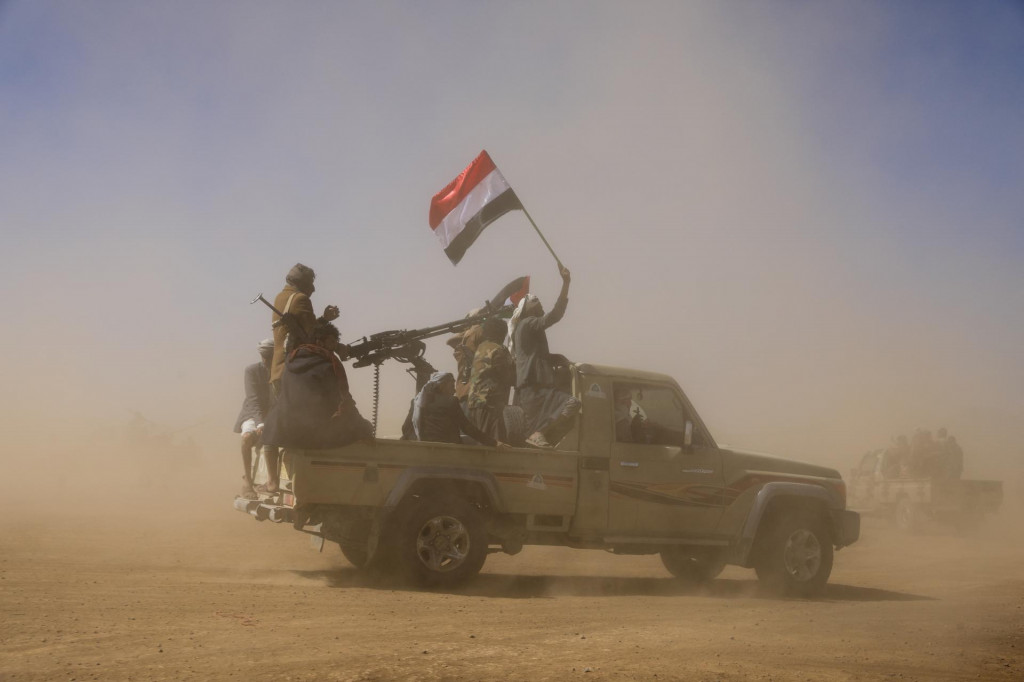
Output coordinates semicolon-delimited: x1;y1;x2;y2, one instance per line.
754;511;833;597
394;496;487;587
660;547;726;583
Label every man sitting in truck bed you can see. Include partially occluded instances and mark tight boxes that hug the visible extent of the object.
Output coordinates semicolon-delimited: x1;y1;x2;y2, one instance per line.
233;338;276;498
263;321;373;450
411;372;500;447
467;317;516;444
508;265;579;448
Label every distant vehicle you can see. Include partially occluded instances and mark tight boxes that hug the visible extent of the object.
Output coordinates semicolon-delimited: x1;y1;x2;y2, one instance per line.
848;451;1002;532
237;363;859;596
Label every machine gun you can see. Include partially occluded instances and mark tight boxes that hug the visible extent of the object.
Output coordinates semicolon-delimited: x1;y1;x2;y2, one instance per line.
340;304;512;436
340;304;513;381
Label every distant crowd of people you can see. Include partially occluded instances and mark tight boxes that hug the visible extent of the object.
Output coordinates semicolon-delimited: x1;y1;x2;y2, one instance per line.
858;428;964;481
232;262;579;499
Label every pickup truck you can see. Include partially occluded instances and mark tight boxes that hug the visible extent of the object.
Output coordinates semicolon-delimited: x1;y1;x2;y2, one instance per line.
236;363;859;596
847;452;1002;532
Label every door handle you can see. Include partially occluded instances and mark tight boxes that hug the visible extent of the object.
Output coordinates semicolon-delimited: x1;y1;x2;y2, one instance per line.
619;461;640;468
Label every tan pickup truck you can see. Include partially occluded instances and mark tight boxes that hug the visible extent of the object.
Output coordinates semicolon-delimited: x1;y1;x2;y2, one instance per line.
237;363;859;596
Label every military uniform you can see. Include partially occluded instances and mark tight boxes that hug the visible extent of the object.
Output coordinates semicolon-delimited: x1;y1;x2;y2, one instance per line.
467;339;515;442
449;324;484;403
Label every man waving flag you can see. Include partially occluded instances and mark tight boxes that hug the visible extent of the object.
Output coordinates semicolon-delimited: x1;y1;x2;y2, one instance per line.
428;150;523;265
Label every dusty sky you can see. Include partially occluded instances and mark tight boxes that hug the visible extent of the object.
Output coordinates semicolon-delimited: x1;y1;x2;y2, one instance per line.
2;1;1022;485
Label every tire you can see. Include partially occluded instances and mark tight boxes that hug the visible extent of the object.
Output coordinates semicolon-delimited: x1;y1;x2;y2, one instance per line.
660;547;726;583
894;497;923;533
339;541;369;569
754;510;833;597
393;496;488;587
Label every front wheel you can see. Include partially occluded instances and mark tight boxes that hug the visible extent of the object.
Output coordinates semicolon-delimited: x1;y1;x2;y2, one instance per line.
754;511;833;597
660;547;726;583
394;496;488;587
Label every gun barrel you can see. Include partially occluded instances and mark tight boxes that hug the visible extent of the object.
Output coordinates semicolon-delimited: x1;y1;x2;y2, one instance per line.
339;305;512;368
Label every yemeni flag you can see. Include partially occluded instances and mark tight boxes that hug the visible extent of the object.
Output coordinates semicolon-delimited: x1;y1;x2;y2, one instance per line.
429;150;523;265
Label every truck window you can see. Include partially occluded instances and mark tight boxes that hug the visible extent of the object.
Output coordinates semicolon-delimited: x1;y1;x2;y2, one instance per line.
613;383;696;447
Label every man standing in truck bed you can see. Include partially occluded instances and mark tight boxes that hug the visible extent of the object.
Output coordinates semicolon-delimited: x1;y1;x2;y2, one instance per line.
508;265;579;448
270;263;340;392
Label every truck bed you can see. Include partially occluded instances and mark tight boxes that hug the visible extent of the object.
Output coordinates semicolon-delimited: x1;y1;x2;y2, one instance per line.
290;439;580;518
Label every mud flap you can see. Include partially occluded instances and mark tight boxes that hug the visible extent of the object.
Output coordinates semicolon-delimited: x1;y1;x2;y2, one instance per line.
309;523;325;552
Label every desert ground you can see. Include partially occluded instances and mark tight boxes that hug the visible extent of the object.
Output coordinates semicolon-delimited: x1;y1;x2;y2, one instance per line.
1;489;1021;682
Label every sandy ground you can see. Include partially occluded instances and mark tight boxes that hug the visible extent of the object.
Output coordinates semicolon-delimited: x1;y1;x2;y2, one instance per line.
1;495;1022;682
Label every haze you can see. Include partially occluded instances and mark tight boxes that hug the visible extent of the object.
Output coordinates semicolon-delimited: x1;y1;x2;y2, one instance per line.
1;1;1022;497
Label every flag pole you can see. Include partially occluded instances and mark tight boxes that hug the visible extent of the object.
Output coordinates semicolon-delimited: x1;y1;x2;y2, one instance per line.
520;206;564;269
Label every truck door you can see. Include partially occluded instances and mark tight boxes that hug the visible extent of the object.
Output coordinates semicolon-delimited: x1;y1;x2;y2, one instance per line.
569;373;613;536
607;382;726;537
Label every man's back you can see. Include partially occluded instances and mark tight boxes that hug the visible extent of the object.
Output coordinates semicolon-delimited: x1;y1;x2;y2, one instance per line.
270;285;315;384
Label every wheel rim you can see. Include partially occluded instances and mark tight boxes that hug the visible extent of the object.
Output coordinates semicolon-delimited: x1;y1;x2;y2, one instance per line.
415;515;471;573
782;528;821;582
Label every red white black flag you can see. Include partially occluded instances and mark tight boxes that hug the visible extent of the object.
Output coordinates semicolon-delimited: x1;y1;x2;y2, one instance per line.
428;150;523;265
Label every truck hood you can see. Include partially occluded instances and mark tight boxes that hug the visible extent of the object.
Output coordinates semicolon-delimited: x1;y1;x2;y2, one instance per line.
720;446;842;480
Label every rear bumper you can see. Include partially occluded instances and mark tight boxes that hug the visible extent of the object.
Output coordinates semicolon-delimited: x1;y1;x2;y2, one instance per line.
233;496;294;524
831;509;860;548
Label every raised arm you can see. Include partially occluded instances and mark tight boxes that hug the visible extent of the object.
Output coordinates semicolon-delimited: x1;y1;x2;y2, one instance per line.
540;265;571;329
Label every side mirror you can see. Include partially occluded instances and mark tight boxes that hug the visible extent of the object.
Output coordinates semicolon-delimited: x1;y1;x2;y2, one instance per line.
684;421;693;448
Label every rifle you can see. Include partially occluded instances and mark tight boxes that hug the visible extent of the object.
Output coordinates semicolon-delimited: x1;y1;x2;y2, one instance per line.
250;292;306;342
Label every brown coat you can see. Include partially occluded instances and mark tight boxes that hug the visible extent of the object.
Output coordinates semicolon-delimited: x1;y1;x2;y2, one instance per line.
270;284;316;384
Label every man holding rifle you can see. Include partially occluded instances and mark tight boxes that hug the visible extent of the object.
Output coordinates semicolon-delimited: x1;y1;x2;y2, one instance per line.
270;263;341;393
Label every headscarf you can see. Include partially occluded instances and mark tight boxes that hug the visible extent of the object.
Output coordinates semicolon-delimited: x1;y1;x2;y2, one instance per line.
286;263;315;288
412;372;453;440
258;338;275;352
506;294;538;357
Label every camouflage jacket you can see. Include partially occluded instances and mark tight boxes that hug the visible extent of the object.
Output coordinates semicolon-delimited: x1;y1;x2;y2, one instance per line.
467;340;515;409
450;324;484;401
